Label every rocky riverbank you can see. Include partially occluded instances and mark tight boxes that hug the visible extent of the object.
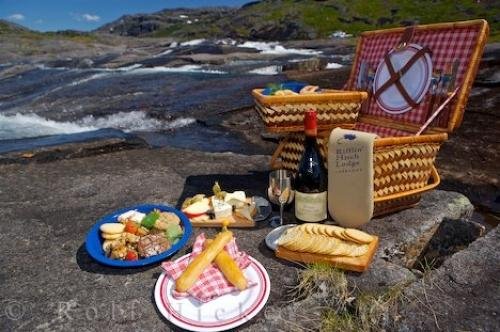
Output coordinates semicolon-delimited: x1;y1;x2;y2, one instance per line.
0;145;497;331
0;21;499;331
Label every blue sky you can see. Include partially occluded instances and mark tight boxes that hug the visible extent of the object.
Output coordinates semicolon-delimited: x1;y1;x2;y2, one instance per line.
0;0;250;32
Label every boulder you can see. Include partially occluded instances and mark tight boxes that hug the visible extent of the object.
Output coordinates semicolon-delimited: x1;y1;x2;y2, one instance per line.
282;57;328;72
393;226;500;332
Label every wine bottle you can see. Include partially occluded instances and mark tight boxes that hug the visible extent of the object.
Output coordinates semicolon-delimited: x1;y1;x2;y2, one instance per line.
294;109;328;223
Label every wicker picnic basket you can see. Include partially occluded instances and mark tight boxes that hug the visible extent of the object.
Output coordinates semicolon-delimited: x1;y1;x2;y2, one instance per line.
252;89;367;132
267;20;489;217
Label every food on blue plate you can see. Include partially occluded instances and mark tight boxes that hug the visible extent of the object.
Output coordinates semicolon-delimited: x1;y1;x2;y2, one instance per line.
137;234;171;258
299;85;320;94
101;209;184;260
264;82;321;96
100;223;125;234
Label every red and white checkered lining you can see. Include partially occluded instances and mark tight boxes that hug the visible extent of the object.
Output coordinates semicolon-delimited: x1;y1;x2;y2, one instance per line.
346;24;482;128
354;122;411;138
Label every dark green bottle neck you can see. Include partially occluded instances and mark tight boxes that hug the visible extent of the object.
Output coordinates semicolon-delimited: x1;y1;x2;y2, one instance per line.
305;134;317;147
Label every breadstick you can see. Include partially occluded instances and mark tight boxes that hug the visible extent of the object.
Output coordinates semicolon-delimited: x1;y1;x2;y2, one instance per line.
204;239;247;290
175;231;233;292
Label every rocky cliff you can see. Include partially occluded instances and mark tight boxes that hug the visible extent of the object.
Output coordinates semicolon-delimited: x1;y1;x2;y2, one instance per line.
95;0;500;41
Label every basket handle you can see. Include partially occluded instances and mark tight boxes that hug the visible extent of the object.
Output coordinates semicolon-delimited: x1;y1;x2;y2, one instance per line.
270;139;286;170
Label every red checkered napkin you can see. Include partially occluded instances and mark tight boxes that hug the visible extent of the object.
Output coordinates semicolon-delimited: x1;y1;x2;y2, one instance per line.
161;233;256;303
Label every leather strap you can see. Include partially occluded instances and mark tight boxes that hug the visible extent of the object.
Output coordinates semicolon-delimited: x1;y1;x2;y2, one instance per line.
397;26;416;49
374;46;432;108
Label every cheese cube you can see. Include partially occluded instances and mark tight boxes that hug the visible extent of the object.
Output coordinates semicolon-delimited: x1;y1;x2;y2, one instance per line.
224;191;247;208
118;210;146;223
224;191;246;203
211;197;233;219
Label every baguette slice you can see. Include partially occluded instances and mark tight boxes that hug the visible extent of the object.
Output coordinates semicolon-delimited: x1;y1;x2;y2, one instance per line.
204;239;247;290
175;231;233;292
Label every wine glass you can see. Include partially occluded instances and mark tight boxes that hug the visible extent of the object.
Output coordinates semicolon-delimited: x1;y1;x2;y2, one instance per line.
267;169;294;228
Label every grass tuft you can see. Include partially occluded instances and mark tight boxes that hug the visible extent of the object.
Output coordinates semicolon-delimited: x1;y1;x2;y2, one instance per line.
293;263;407;331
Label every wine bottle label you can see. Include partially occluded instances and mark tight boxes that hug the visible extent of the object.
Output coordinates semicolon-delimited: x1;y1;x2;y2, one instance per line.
295;191;327;222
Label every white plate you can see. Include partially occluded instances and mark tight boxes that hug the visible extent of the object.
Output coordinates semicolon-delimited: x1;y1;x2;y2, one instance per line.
373;43;432;114
265;224;297;251
154;255;270;331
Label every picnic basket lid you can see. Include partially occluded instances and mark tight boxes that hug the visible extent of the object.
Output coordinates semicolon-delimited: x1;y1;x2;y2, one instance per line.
345;19;489;134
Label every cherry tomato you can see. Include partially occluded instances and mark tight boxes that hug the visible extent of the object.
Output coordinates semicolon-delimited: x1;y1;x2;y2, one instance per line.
125;250;138;261
124;221;139;235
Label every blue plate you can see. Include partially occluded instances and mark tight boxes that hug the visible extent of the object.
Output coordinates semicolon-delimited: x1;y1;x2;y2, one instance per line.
262;81;308;95
85;204;192;268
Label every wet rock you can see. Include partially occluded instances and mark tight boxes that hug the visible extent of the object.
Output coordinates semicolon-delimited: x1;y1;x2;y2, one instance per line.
282;57;328;72
132;56;193;68
2;138;147;164
173;44;225;55
476;43;500;86
78;58;94;68
220;45;260;54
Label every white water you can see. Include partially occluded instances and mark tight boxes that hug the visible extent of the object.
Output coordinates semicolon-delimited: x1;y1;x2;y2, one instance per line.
326;62;343;69
125;64;226;75
0;112;196;140
248;65;282;75
0;113;96;140
69;72;111;86
78;111;196;131
180;39;206;46
54;64;226;88
238;41;322;56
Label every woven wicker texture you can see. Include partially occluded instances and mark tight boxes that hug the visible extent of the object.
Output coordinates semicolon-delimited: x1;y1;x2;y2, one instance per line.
255;100;360;130
252;89;366;132
264;21;487;216
372;143;440;198
272;133;441;216
275;134;329;172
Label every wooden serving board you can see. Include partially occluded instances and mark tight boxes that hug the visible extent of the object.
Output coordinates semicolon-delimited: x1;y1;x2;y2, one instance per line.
275;236;379;272
189;214;255;228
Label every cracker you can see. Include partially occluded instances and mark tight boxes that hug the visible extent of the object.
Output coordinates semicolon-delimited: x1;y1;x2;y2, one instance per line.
100;223;125;234
341;231;365;244
298;223;316;235
277;228;300;246
311;224;324;235
333;229;350;241
323;225;344;237
344;229;374;244
349;244;370;257
101;232;122;240
281;230;313;252
305;234;325;253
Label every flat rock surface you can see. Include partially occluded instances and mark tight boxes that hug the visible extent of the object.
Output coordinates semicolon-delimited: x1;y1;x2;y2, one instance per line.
0;147;480;331
395;226;500;332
